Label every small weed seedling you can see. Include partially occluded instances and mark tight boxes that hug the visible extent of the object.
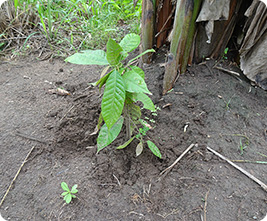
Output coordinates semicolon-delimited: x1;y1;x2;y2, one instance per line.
239;138;248;155
66;33;161;158
220;94;235;111
61;182;78;204
223;47;229;60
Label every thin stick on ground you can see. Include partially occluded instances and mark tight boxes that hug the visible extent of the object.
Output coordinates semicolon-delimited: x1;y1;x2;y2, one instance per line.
160;143;196;176
207;146;267;192
113;174;121;188
0;145;35;207
15;131;47;144
59;105;75;122
203;189;210;221
214;66;240;77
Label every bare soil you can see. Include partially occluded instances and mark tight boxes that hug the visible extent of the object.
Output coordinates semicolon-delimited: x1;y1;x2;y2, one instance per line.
0;51;266;221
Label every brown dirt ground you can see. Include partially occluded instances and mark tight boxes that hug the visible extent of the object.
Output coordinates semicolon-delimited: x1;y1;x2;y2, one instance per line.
0;50;267;221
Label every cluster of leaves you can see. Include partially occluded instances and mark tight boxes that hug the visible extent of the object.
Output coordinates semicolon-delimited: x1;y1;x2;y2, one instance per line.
61;182;78;204
66;33;161;158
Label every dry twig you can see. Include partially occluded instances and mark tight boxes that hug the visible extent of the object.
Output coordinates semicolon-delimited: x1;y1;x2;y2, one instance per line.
15;131;47;144
207;146;267;192
160;143;196;176
113;174;121;188
0;145;35;207
203;189;210;221
214;66;240;77
59;105;75;122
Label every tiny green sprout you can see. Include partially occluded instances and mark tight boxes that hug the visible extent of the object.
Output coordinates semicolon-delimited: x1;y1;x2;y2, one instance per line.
223;47;229;60
156;106;161;111
149;119;155;123
239;139;248;155
61;182;78;204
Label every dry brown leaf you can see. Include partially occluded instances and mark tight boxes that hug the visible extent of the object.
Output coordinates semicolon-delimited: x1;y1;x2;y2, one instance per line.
48;88;70;96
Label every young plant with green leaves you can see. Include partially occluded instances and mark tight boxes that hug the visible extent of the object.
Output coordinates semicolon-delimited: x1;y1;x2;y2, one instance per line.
66;33;161;158
61;182;78;204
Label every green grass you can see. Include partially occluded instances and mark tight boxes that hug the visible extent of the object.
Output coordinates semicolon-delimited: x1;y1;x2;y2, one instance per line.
0;0;142;55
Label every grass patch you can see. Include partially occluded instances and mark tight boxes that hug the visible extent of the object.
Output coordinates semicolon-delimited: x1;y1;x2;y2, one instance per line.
0;0;141;57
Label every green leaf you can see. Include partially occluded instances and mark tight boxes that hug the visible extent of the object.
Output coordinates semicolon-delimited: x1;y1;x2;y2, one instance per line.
125;92;136;104
71;184;78;193
64;194;72;204
100;66;110;78
128;49;155;65
61;192;68;196
97;116;124;152
122;70;152;95
96;72;111;90
61;182;69;192
130;66;145;79
120;51;128;60
136;142;143;157
119;33;140;52
147;140;162;158
128;103;141;122
106;38;123;66
65;50;109;65
116;136;135;149
101;70;125;129
135;93;155;111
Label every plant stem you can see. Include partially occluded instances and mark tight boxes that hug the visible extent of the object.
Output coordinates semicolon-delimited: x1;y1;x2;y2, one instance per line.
125;104;132;140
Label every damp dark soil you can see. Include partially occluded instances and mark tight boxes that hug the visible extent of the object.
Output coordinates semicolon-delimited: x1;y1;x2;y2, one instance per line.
0;51;267;221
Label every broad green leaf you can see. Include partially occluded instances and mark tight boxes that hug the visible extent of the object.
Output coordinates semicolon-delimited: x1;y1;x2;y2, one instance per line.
101;70;125;129
71;184;78;193
106;38;123;66
136;142;143;157
72;194;77;198
147;140;162;158
128;49;155;65
130;66;145;79
61;192;68;196
135;93;155;111
116;136;135;149
64;194;72;204
65;50;109;65
99;68;124;92
122;70;152;95
119;33;140;52
61;182;69;192
97;116;124;152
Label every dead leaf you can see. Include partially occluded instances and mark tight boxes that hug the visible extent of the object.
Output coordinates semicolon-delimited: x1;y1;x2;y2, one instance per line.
163;103;172;108
48;88;70;96
136;142;143;157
